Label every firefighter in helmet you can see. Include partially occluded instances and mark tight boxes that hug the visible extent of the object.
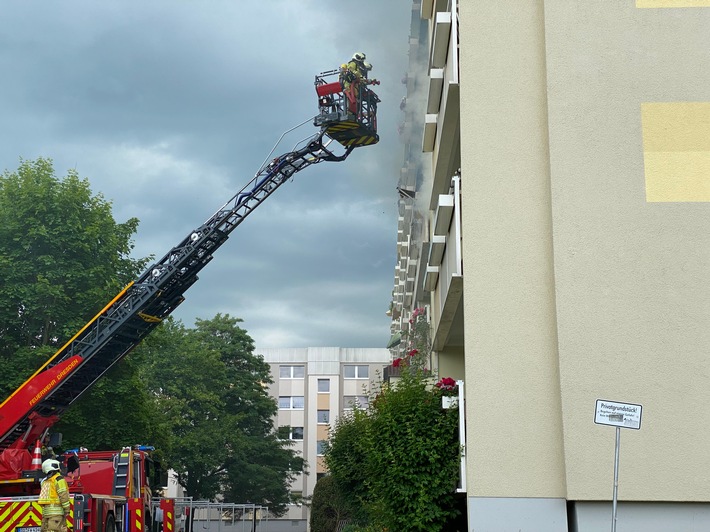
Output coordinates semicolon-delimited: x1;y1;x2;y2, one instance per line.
38;458;71;532
340;52;366;116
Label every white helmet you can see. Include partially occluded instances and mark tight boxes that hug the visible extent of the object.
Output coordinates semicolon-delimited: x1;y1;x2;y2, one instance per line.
42;458;60;474
352;52;366;61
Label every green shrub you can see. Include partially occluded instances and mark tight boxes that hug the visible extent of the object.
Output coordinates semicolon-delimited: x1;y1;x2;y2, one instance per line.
310;475;349;532
325;369;461;532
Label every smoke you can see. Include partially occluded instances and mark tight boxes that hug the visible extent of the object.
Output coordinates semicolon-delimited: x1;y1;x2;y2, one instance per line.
396;5;434;254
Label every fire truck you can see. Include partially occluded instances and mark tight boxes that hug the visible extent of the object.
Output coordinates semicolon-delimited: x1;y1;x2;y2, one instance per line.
0;71;379;532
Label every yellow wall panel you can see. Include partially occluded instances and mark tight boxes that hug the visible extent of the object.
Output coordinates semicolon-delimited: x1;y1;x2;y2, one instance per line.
642;102;710;202
644;152;710;201
317;424;329;439
316;394;329;409
637;0;710;7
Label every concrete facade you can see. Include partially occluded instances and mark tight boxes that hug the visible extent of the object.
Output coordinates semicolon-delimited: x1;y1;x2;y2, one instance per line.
392;1;710;530
257;347;390;530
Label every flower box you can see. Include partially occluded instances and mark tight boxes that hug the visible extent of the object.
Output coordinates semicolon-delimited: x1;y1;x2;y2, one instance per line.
442;396;458;409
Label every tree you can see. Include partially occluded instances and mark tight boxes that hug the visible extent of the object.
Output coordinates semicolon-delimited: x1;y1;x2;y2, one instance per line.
55;352;171;454
364;372;461;531
310;475;350;532
140;314;305;514
325;369;462;532
0;157;149;398
323;408;372;524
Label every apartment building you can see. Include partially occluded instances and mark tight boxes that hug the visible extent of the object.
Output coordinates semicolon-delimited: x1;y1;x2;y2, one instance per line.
393;1;710;530
257;347;391;530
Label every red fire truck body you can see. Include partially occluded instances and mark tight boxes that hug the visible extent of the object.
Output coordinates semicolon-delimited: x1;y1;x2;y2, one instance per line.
0;446;171;532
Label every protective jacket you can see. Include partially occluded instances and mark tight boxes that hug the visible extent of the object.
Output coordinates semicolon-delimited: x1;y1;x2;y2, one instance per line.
38;471;71;516
340;60;362;86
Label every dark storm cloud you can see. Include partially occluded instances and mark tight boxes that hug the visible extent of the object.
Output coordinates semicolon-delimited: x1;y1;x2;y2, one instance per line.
0;0;411;348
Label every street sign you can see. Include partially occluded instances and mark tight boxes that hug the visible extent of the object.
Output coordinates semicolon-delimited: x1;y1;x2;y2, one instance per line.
594;398;643;532
594;399;642;430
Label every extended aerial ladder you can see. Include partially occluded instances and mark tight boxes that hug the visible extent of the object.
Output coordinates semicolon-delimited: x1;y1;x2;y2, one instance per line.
0;76;380;454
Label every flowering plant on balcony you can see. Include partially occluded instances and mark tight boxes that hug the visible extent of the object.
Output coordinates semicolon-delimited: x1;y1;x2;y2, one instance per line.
391;307;430;372
435;377;458;396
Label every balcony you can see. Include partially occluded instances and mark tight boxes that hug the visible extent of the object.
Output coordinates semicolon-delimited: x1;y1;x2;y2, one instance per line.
431;12;452;68
433;194;454;235
427;69;444;114
423;114;437;153
428;235;446;266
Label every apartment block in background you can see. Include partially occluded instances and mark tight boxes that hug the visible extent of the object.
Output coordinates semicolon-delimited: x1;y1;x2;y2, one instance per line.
257;347;390;531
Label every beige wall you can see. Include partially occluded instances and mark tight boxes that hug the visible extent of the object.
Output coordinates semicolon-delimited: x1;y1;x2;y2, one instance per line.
437;346;464;382
545;0;710;501
459;0;710;502
459;0;566;498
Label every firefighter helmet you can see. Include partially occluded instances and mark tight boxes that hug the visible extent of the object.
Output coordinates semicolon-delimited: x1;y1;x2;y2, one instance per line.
42;458;60;474
352;52;366;61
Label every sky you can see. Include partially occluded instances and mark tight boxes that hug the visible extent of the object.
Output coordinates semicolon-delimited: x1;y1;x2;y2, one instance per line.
0;0;413;349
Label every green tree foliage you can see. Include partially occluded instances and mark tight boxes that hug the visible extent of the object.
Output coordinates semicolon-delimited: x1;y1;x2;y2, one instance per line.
310;475;350;532
140;314;304;515
0;157;148;398
55;352;171;454
325;370;461;532
323;408;371;523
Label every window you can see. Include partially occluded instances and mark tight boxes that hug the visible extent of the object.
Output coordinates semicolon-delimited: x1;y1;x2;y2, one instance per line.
317;410;330;424
343;396;369;409
278;396;305;410
278;426;304;440
343;365;368;379
317;378;330;392
317;472;328;482
317;440;327;456
279;365;305;379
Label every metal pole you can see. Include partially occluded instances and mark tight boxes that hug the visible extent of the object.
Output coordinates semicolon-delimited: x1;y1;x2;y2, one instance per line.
612;426;620;532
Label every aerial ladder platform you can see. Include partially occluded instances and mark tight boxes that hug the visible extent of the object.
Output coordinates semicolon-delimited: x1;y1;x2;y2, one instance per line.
0;73;380;453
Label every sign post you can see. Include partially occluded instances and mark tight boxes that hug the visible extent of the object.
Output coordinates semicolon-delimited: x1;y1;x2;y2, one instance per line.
594;399;643;532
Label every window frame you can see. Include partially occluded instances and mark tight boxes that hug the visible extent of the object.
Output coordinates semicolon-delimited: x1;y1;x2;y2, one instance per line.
343;365;369;379
278;396;305;410
279;365;305;379
343;395;369;410
277;426;304;440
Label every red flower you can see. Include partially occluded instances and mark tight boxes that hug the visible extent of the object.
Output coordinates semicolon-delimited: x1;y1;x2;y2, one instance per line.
407;349;418;357
435;377;457;391
392;358;403;368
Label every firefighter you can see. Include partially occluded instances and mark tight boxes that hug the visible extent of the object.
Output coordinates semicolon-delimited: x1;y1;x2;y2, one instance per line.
38;458;71;532
340;52;366;116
